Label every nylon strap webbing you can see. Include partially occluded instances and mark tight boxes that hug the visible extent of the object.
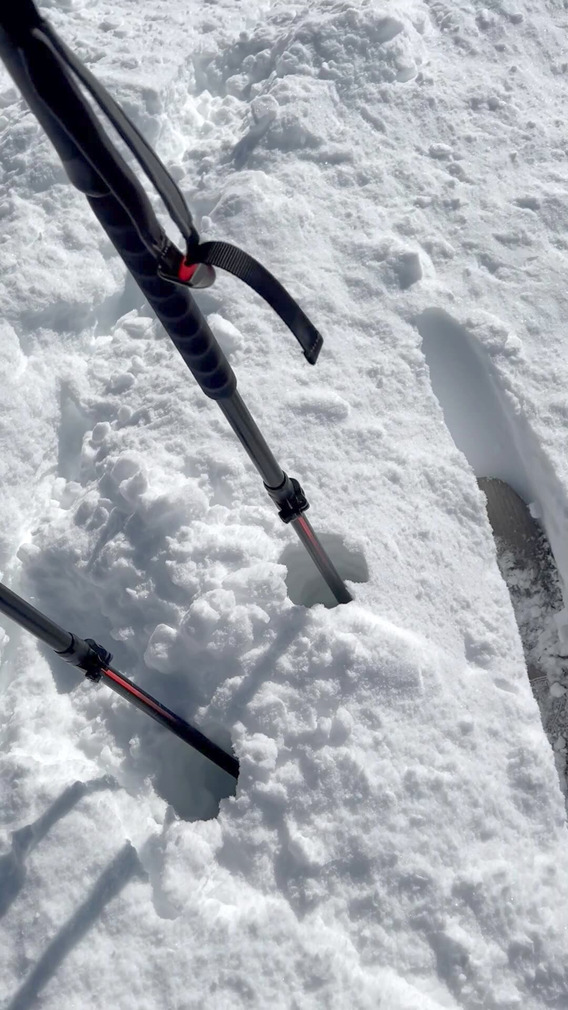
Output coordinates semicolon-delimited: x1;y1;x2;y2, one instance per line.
191;242;323;365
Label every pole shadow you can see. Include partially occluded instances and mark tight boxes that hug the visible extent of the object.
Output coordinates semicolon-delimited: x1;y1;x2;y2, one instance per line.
6;841;144;1010
0;776;117;921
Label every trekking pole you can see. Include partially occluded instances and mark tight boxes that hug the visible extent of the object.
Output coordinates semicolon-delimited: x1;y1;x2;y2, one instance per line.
0;4;352;606
0;582;239;779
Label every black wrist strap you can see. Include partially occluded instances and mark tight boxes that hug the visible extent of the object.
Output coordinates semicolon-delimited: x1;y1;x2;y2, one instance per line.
190;242;323;365
41;23;198;248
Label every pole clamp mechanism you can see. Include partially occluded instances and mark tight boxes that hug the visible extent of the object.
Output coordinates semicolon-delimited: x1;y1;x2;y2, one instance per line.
83;639;113;682
265;475;309;524
56;633;112;682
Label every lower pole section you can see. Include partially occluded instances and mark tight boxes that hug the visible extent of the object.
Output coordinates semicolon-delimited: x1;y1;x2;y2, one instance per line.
100;664;239;778
0;582;238;780
291;515;353;605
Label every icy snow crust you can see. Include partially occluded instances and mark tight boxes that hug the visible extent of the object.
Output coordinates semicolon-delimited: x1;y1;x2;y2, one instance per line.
1;0;568;1007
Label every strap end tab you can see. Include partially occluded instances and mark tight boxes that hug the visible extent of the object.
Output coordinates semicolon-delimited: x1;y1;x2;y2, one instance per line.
304;330;323;365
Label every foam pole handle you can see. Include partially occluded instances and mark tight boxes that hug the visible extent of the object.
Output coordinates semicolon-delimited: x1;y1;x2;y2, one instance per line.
88;193;237;399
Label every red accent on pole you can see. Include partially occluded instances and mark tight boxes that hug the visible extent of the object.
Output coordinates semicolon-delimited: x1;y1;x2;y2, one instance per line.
178;260;198;283
102;667;172;722
297;515;318;546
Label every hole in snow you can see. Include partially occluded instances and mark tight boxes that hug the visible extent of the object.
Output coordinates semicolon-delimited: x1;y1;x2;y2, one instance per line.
280;534;368;608
148;725;238;822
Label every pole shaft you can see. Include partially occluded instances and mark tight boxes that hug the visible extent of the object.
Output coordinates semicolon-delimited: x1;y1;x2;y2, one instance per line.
291;515;353;604
0;582;238;779
100;665;238;778
0;582;72;653
218;394;285;488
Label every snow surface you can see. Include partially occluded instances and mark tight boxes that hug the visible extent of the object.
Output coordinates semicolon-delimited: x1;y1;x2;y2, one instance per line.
1;0;568;1007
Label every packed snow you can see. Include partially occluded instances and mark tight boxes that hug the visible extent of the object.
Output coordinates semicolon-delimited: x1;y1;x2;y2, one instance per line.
1;1;568;1008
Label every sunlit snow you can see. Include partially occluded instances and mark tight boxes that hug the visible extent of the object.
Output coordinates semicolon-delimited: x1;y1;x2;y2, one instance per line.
1;2;568;1008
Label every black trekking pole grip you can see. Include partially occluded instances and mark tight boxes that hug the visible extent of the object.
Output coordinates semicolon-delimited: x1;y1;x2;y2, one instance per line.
0;4;43;40
88;193;237;400
0;22;236;401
